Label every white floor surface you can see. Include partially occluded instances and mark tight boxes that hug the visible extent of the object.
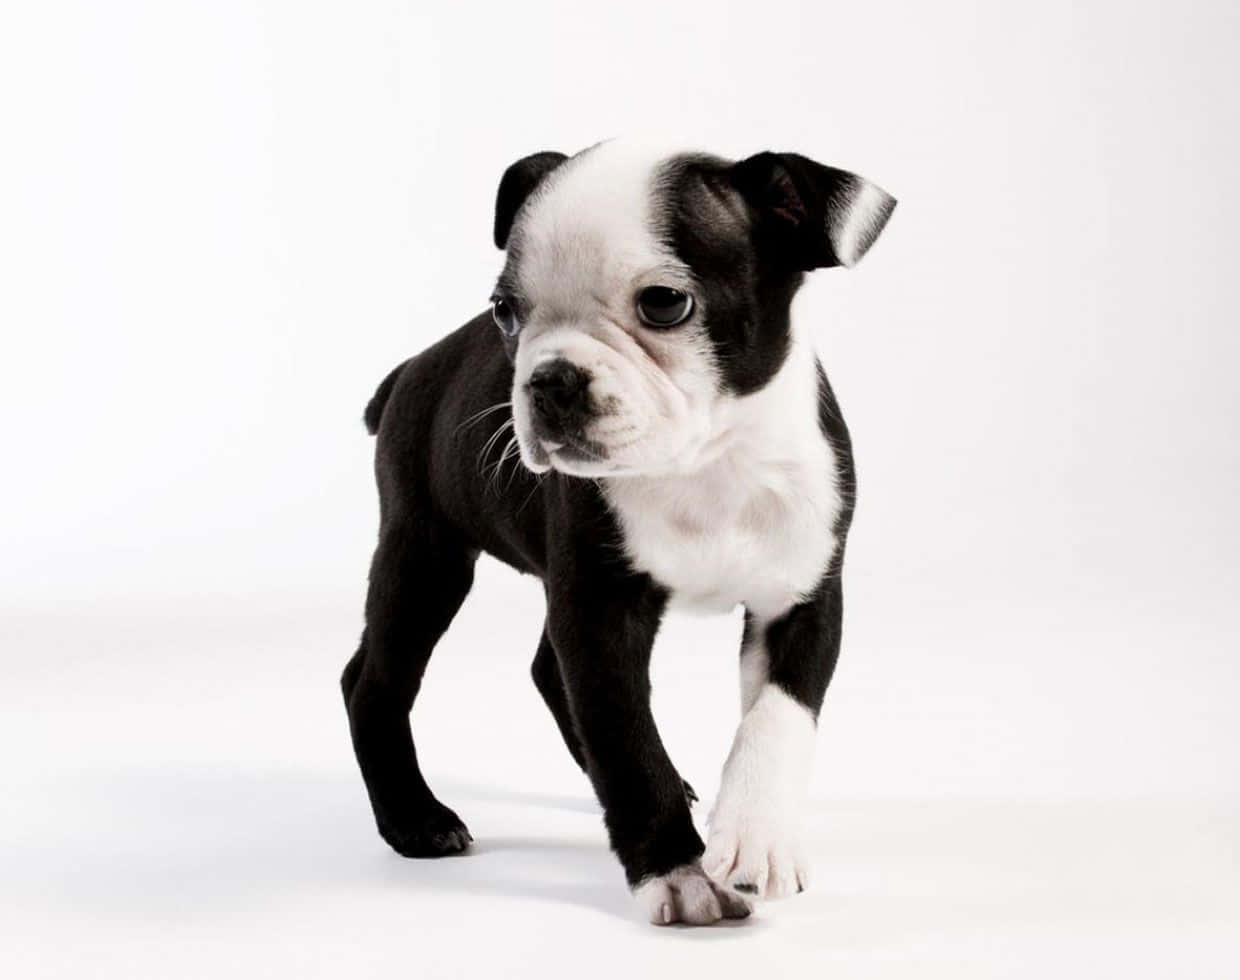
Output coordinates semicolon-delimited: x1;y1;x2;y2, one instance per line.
4;566;1237;979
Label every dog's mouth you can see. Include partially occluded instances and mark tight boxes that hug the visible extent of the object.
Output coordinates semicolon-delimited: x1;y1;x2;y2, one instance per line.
543;434;612;469
515;431;553;472
519;427;620;477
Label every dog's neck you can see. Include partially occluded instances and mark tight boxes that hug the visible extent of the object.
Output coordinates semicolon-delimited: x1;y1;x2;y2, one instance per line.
601;322;840;616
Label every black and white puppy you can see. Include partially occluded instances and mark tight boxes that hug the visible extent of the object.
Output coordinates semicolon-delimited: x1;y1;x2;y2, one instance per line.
342;140;895;926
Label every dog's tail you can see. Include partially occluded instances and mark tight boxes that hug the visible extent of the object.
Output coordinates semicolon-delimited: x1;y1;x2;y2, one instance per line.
363;361;407;435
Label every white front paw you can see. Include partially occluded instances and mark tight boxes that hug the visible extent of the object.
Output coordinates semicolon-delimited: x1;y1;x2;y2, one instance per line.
706;684;816;899
703;818;809;900
633;861;753;925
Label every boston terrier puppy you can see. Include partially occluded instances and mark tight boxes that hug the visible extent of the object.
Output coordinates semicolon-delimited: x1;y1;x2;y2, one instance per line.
341;140;896;925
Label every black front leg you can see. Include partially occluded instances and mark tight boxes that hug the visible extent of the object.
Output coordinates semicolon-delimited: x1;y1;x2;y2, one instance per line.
545;564;749;925
546;575;698;882
531;620;700;804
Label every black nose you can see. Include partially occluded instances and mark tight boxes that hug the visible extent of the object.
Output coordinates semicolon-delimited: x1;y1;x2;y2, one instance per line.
527;359;590;434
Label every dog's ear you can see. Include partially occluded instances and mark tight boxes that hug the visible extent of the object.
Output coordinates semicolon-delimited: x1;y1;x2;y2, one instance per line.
493;151;569;249
731;152;896;270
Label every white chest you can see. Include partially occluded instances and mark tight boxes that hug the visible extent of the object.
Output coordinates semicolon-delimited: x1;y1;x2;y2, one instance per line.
603;433;841;620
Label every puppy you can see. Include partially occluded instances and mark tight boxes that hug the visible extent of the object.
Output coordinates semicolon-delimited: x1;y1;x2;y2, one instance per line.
341;140;895;925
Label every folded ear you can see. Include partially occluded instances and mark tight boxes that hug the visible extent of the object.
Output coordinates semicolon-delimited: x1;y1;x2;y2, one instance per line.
731;152;896;270
493;151;568;249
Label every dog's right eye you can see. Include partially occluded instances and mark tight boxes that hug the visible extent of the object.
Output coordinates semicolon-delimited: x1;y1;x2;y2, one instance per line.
491;298;519;337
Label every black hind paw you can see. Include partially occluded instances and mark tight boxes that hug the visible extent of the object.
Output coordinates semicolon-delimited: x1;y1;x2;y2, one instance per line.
378;803;473;858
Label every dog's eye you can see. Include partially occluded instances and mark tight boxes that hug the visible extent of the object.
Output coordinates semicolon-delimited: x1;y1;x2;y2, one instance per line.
636;286;694;328
491;297;519;337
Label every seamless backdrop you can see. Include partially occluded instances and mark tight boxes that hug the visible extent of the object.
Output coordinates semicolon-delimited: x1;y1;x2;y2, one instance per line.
2;2;1237;979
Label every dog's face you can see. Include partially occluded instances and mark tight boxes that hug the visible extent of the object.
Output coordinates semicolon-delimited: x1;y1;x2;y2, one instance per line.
490;141;895;478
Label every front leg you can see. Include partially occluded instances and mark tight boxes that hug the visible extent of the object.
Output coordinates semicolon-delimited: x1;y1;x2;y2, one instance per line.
705;577;844;899
546;575;749;925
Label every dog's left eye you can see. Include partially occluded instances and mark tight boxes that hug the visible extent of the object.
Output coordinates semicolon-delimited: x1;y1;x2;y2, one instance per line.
491;297;519;337
636;286;694;328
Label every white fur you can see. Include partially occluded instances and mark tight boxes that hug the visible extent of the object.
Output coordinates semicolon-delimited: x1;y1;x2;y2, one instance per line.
739;629;769;716
507;140;722;477
632;861;752;925
704;682;816;900
603;330;840;620
831;178;894;268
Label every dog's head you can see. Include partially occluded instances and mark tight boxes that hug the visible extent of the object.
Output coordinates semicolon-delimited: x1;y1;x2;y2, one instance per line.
490;140;895;477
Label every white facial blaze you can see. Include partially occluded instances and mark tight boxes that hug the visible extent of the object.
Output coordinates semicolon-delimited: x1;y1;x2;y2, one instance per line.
510;317;713;478
505;140;721;477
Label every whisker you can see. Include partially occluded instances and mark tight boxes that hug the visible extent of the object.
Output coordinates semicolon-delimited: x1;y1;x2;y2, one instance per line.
516;471;546;516
477;418;515;471
455;401;512;436
500;438;525;494
483;432;522;494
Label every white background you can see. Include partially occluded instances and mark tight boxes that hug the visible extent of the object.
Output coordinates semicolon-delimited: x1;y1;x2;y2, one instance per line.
2;1;1237;977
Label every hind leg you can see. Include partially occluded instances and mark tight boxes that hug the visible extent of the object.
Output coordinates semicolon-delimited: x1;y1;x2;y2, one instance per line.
530;624;697;804
342;519;477;857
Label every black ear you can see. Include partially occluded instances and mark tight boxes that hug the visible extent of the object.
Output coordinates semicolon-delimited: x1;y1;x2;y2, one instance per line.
493;151;568;249
731;152;896;270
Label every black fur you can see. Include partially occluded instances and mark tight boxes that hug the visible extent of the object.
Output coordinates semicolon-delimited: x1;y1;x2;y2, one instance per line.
732;151;893;270
493;151;568;249
657;151;895;394
342;146;887;893
342;313;704;880
658;154;799;394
